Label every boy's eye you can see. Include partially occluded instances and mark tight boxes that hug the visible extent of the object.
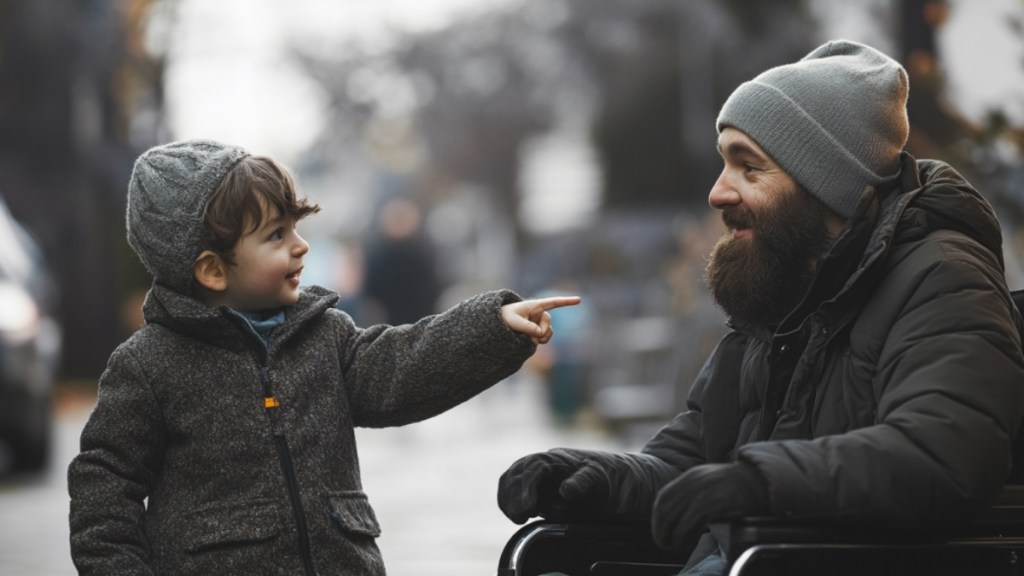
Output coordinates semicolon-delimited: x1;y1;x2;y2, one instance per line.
269;227;284;241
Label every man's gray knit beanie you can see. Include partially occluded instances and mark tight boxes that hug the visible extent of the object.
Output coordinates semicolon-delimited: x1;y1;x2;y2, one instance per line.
126;139;250;293
716;39;909;218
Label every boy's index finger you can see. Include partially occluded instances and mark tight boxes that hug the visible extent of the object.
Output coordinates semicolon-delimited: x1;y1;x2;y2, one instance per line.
532;296;582;311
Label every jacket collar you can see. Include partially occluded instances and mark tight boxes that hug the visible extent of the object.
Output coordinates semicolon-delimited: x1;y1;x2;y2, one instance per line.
142;282;340;352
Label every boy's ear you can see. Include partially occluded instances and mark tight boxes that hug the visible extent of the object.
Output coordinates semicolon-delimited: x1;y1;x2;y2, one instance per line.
193;250;228;292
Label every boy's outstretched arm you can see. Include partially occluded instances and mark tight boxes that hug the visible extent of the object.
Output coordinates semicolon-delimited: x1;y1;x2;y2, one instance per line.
501;296;582;345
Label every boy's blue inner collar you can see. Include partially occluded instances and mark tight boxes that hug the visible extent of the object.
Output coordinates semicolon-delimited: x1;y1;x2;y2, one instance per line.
235;308;286;335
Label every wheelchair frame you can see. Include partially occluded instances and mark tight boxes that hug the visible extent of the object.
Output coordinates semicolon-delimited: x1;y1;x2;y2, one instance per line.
497;486;1024;576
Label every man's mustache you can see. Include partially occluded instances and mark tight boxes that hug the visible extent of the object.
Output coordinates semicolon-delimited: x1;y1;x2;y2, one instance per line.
722;207;754;231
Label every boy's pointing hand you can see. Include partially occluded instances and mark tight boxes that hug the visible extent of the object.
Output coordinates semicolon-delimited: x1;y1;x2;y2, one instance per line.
501;296;582;345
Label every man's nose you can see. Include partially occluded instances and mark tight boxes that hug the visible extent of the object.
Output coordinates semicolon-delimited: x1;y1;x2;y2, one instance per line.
708;170;740;210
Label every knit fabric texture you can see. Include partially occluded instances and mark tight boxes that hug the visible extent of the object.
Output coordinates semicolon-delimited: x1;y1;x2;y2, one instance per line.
126;139;251;293
716;39;909;218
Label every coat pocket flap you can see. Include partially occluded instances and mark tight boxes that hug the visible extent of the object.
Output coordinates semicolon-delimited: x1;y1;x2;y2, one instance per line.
184;499;281;552
328;491;381;538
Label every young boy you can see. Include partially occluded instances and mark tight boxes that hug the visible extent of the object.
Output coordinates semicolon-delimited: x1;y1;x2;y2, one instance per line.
67;139;579;576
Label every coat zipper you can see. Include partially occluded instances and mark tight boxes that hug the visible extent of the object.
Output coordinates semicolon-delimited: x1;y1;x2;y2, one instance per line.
273;433;316;576
259;364;316;576
240;321;316;576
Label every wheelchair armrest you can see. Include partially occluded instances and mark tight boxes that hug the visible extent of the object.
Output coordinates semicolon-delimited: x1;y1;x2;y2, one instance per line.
714;484;1024;575
717;484;1024;556
978;483;1024;524
497;520;689;576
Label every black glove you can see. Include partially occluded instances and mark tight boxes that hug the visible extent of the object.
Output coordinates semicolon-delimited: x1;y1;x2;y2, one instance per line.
651;462;769;550
497;448;613;524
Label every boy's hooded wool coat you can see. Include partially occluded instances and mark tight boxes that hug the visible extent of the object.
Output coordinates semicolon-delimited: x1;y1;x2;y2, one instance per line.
68;285;535;575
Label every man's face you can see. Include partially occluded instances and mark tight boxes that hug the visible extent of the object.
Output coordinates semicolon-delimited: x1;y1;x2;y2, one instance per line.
704;128;839;327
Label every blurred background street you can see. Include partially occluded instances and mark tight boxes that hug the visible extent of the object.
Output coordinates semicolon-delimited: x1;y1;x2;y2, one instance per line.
1;0;1023;574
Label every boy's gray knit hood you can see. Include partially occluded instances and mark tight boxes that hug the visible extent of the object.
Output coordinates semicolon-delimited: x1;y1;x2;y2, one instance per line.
126;139;250;294
717;39;909;218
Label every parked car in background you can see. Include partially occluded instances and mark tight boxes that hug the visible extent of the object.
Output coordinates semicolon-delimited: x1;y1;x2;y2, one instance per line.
0;194;61;473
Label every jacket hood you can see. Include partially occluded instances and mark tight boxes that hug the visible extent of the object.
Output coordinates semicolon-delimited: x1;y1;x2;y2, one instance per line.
851;154;1004;291
779;153;1004;335
896;158;1004;269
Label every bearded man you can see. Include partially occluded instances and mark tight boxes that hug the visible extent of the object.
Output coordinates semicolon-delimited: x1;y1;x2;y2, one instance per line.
495;40;1024;575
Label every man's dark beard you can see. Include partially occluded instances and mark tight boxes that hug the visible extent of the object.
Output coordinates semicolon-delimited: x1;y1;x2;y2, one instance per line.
704;188;836;328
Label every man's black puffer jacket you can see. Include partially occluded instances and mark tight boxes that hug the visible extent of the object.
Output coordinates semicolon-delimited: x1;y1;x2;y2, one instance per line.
638;154;1024;553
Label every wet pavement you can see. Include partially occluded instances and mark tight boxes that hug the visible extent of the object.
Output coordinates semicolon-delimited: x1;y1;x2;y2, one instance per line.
0;389;87;576
0;374;629;576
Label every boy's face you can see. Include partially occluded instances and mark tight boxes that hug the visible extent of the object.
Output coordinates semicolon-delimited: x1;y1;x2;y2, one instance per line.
220;202;309;312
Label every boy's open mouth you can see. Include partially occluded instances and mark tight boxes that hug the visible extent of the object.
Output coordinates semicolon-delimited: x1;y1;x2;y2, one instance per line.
286;267;302;280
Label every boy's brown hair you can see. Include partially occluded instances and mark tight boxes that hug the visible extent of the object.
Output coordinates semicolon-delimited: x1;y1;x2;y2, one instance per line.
201;156;320;265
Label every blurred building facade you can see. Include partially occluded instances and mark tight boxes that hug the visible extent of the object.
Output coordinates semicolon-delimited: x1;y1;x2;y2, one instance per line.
0;0;164;380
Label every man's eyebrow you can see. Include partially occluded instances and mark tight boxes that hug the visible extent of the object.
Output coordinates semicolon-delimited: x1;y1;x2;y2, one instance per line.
718;141;766;161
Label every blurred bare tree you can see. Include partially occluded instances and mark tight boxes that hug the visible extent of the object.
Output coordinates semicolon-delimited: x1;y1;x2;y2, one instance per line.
565;0;815;208
900;0;1024;224
292;0;817;244
294;7;558;248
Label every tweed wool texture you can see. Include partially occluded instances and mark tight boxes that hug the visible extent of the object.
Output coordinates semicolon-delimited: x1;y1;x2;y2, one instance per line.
126;139;250;293
716;39;909;218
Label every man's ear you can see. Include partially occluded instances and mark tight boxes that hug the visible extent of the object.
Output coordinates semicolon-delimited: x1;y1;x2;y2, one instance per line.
194;250;228;292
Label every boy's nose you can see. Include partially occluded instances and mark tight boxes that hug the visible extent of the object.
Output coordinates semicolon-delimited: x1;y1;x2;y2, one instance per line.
293;234;310;256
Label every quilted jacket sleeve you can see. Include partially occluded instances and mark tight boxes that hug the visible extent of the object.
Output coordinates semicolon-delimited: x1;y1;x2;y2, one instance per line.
643;333;750;472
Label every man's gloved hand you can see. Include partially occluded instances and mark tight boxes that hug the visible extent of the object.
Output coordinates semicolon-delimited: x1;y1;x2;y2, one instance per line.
497;448;612;524
651;462;769;550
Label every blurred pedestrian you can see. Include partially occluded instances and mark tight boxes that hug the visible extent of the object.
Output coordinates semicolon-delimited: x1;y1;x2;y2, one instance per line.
496;40;1024;575
362;196;440;325
526;278;593;426
67;139;580;576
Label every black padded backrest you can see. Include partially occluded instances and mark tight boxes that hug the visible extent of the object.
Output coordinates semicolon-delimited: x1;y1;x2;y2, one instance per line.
1008;288;1024;483
1012;289;1024;317
1012;289;1024;354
